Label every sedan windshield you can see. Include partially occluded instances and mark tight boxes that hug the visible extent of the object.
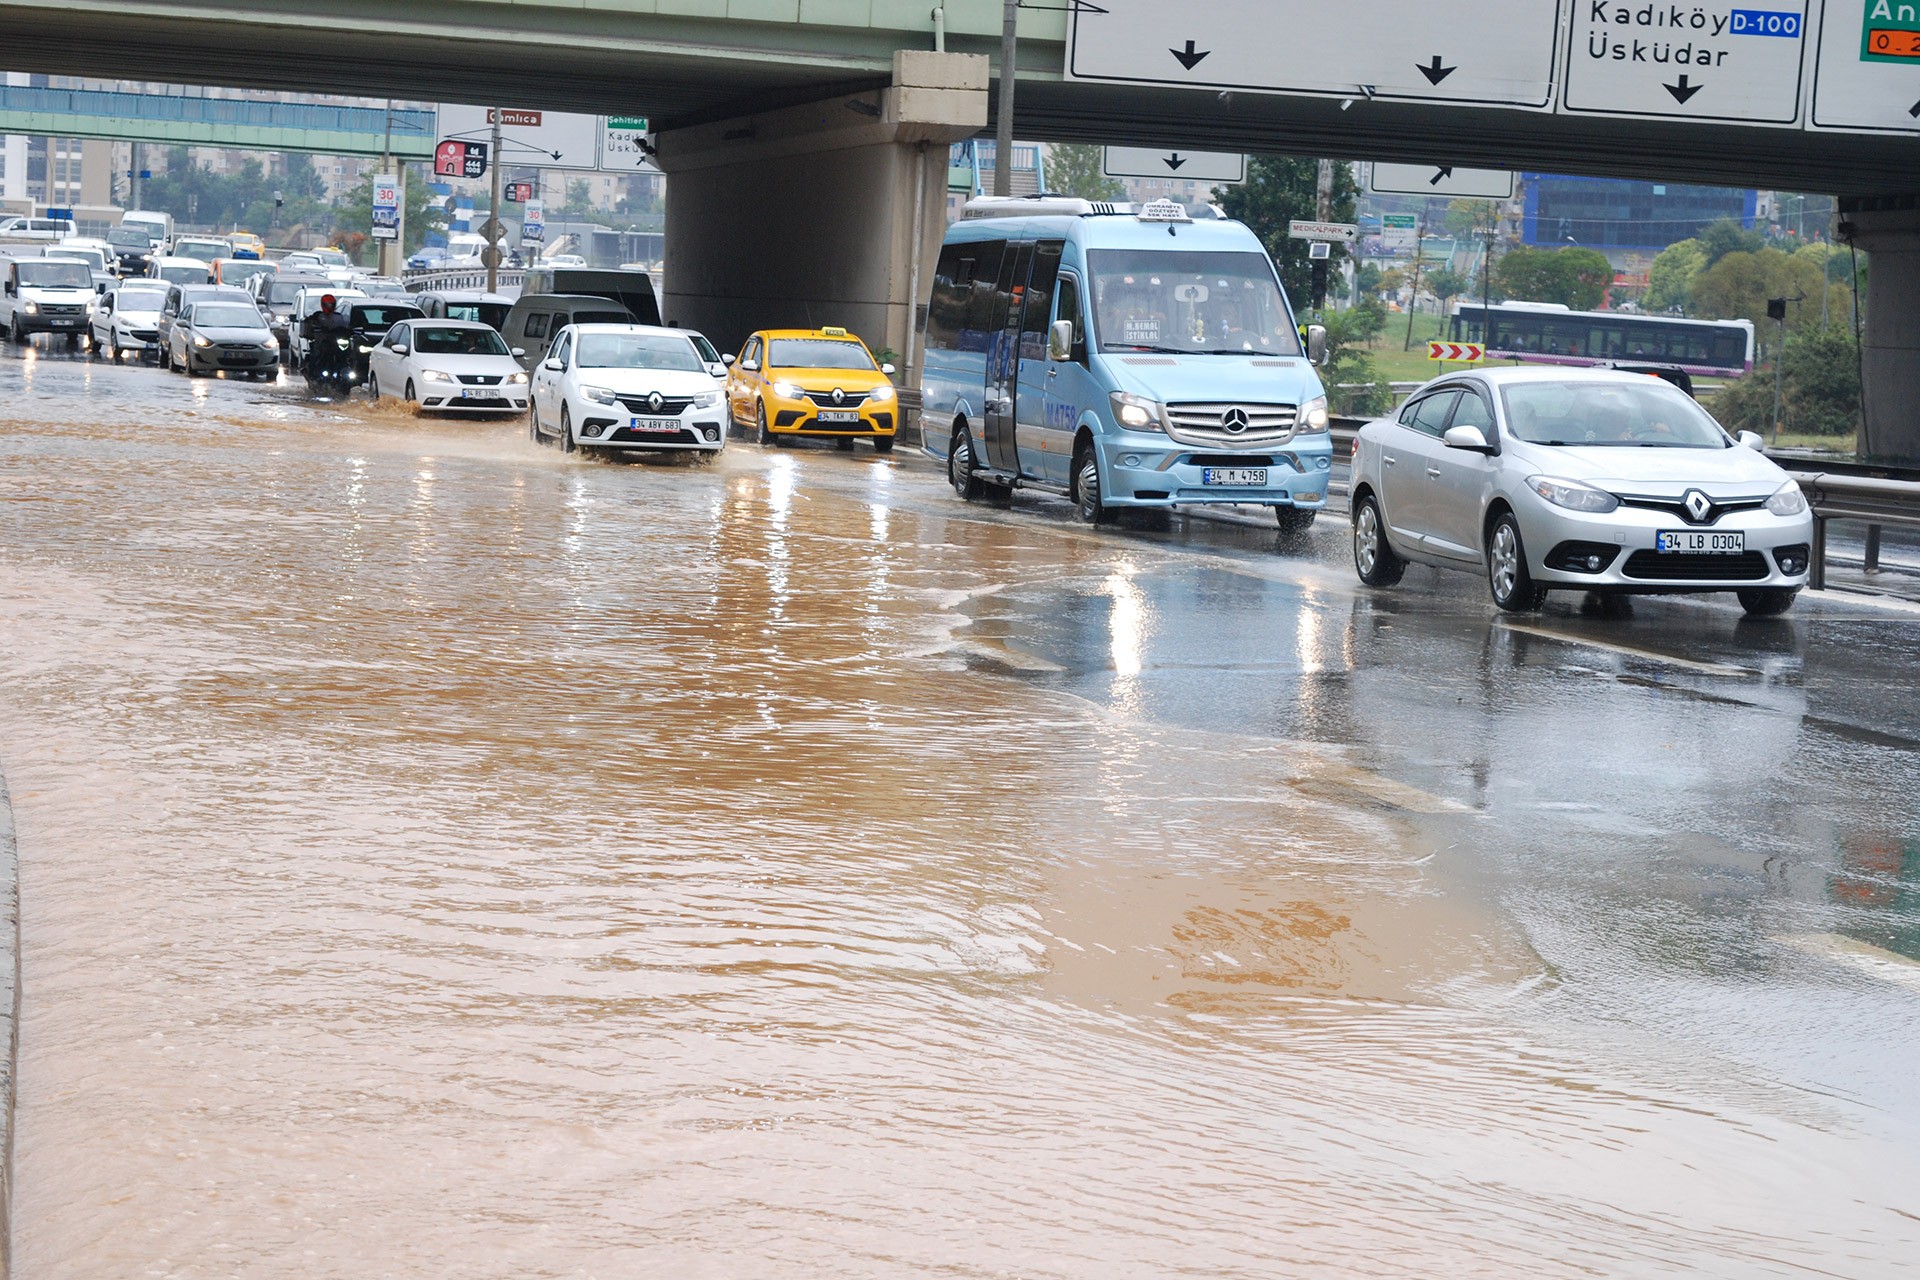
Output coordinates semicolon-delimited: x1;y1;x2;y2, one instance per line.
768;339;874;370
158;265;208;284
1088;249;1304;356
576;334;704;371
350;306;422;330
192;306;265;329
413;327;509;356
17;262;93;289
108;228;150;248
116;288;167;311
1501;380;1730;449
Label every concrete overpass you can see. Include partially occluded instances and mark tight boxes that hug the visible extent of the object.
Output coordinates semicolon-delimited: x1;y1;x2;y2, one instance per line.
1;0;1915;455
0;83;435;158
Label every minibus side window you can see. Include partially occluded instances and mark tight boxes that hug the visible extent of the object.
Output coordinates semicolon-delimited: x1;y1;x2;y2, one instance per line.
925;242;972;352
959;240;1007;353
1017;240;1064;362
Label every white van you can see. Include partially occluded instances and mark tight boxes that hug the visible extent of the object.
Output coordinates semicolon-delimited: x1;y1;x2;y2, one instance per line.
121;210;175;253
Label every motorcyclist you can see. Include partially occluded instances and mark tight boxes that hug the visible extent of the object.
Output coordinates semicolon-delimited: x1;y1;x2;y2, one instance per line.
301;294;351;380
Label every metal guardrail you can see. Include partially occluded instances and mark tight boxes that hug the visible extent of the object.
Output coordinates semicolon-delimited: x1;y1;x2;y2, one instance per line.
402;267;526;293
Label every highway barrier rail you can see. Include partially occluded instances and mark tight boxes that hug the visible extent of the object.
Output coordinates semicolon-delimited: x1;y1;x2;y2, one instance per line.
401;267;527;293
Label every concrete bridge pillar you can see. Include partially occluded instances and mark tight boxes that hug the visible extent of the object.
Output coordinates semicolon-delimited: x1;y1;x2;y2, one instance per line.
654;51;988;384
1845;198;1920;463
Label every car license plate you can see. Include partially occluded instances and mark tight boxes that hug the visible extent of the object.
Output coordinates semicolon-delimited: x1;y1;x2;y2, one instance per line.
1202;467;1268;487
53;319;78;328
629;417;681;432
459;389;495;400
816;410;860;424
1659;530;1745;554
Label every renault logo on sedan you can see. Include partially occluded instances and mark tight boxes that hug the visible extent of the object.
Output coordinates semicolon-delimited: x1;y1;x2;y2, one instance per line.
648;391;664;413
1684;489;1714;523
832;388;846;406
1221;407;1250;434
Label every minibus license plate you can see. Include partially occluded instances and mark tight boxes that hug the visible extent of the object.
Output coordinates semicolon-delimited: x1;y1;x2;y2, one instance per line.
1658;530;1744;554
631;417;681;432
1203;467;1268;487
816;410;860;424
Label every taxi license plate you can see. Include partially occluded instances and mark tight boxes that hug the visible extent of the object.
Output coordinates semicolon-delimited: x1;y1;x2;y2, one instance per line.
816;410;860;424
1659;530;1745;554
630;417;681;432
1203;467;1268;487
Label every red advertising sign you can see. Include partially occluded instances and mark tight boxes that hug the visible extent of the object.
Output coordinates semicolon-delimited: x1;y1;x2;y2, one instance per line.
434;140;489;180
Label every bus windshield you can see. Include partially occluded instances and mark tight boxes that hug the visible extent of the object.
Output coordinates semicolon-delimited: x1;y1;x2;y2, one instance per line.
1087;250;1303;356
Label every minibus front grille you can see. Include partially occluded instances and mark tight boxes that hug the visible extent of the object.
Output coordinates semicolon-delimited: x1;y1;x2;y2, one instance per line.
1164;402;1298;446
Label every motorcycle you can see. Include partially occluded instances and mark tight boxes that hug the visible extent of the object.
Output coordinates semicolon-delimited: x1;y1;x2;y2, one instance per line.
304;333;356;400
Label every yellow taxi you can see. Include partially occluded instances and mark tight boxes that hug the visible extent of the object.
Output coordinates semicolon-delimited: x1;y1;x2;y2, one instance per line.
227;231;267;260
726;326;899;452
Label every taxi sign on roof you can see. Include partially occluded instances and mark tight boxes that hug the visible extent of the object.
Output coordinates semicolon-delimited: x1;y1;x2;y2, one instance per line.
821;326;848;336
1137;198;1193;222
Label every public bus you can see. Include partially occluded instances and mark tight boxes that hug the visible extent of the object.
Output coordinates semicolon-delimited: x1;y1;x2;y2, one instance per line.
1450;301;1755;390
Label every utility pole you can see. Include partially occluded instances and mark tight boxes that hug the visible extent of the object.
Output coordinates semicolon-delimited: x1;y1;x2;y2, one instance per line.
130;141;143;211
379;99;396;277
994;0;1017;197
487;109;504;294
1481;200;1495;344
1312;159;1334;316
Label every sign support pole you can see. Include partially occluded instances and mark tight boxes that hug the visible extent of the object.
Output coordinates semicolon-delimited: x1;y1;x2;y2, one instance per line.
488;110;504;294
994;0;1016;197
1403;216;1427;352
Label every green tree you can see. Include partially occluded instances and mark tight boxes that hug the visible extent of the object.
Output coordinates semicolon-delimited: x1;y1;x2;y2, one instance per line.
1044;143;1124;202
1214;156;1359;307
1692;247;1841;354
1442;198;1486;238
1425;268;1469;309
1645;238;1705;314
1493;246;1614;310
1711;326;1861;439
1698;217;1764;268
1321;300;1393;416
562;179;596;216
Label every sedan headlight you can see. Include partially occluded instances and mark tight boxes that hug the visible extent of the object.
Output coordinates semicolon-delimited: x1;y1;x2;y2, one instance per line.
263;336;278;350
420;369;456;383
1109;391;1166;433
1766;482;1808;517
869;385;896;403
505;371;528;386
771;381;803;400
693;391;721;409
192;334;213;348
581;385;621;405
1297;395;1330;432
1528;475;1619;513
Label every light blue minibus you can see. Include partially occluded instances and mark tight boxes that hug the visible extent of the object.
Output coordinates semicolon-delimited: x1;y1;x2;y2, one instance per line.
920;196;1333;528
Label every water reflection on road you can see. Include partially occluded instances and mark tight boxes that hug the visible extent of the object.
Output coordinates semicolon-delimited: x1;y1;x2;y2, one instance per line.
1;349;1917;1277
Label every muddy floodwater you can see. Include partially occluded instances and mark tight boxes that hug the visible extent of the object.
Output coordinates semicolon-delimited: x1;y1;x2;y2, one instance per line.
1;350;1918;1278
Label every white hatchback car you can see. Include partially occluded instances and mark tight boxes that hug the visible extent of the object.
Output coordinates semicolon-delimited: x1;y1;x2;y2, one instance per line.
1350;367;1815;616
529;324;728;456
90;280;171;360
366;319;530;414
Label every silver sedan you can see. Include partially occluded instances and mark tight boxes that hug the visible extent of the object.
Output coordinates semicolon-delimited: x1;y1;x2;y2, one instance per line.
1350;367;1815;615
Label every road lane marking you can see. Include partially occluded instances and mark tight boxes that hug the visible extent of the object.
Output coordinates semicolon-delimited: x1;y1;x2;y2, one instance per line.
1775;933;1920;995
1496;623;1756;677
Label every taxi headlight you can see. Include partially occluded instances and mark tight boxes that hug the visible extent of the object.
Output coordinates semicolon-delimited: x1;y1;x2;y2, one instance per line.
1766;482;1808;517
869;385;896;403
771;381;803;400
1297;395;1330;432
693;391;721;409
1528;475;1619;513
1109;392;1166;433
581;384;620;405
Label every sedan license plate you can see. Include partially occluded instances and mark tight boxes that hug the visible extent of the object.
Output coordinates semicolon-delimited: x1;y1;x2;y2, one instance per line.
1202;467;1268;487
459;389;495;400
1659;530;1745;554
815;410;860;424
629;417;681;432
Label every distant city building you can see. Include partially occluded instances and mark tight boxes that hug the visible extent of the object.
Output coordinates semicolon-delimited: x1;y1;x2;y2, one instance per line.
1522;174;1757;253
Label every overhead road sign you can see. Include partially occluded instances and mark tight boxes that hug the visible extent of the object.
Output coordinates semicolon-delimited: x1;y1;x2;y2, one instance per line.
1811;0;1920;132
1289;220;1358;242
1381;213;1419;251
433;139;488;180
1429;341;1485;362
440;104;601;170
602;116;654;168
1563;1;1811;125
1102;146;1247;184
1066;0;1559;109
1368;163;1515;198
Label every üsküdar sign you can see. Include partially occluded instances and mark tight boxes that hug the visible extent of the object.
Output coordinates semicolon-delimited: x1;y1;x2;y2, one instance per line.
1563;2;1811;124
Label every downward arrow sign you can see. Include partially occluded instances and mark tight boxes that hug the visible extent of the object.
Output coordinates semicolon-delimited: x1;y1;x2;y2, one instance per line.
1164;154;1188;171
1170;40;1210;71
1665;74;1703;104
1910;98;1920;119
1418;56;1455;85
1430;166;1453;186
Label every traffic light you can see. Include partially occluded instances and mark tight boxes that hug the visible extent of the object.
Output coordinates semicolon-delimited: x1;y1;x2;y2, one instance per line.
1766;297;1787;321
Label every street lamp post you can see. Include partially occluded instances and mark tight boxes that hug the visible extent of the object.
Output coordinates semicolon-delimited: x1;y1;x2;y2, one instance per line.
994;0;1017;197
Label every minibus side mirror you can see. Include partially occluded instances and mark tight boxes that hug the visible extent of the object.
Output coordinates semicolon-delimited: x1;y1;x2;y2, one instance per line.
1048;320;1073;362
1307;324;1328;366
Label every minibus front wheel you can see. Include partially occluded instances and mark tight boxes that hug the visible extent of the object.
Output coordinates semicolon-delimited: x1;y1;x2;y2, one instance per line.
950;425;983;501
1073;447;1113;526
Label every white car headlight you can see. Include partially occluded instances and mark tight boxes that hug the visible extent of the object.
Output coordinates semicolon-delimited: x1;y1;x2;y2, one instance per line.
1528;476;1619;513
263;336;278;350
505;371;528;386
22;303;37;316
693;391;721;409
1297;395;1330;432
1766;482;1808;517
582;385;621;405
771;381;803;400
192;334;213;348
1109;392;1166;432
869;385;896;404
421;369;456;383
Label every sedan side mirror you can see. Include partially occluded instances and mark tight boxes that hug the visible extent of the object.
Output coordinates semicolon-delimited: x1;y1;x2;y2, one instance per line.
742;360;759;372
1736;430;1765;450
721;353;736;366
706;363;725;378
510;347;525;359
391;344;410;357
1048;319;1074;362
1306;324;1328;366
881;362;897;376
542;358;564;373
1443;424;1494;453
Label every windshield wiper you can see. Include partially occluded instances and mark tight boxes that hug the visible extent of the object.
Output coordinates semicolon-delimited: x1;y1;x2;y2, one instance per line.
1107;344;1192;355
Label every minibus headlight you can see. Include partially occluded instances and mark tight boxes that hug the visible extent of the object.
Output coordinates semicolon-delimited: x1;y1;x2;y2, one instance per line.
1109;392;1165;433
1298;395;1330;432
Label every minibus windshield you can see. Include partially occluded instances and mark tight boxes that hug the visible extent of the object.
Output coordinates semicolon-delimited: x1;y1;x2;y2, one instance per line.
1087;250;1302;357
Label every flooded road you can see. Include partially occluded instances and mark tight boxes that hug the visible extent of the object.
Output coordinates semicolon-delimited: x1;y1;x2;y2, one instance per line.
2;344;1918;1278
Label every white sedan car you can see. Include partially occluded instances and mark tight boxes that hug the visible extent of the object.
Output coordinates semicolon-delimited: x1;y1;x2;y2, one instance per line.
90;281;171;361
529;324;728;456
366;319;530;414
1350;367;1815;616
